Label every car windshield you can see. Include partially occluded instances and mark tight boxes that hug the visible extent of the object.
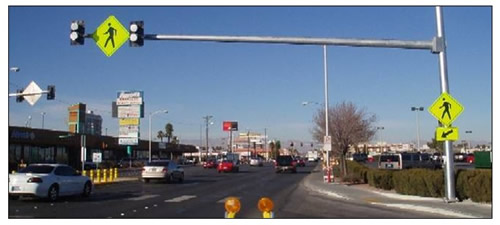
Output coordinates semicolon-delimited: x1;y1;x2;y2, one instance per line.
380;155;399;162
146;161;169;167
277;156;293;164
19;165;55;174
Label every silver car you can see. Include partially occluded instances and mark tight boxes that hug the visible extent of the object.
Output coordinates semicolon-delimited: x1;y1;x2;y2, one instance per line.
141;160;184;183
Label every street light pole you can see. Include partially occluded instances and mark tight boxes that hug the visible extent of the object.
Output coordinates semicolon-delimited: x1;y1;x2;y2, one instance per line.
376;127;384;152
149;110;168;163
203;115;213;161
41;112;46;129
465;130;472;152
411;107;424;151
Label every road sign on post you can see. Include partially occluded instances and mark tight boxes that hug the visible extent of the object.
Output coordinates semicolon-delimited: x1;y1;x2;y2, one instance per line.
22;81;43;106
428;93;464;126
436;127;459;141
92;15;129;57
323;136;332;151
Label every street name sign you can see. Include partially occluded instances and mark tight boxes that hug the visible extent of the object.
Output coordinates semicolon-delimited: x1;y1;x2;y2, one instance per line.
436;127;459;141
428;92;464;126
92;15;129;57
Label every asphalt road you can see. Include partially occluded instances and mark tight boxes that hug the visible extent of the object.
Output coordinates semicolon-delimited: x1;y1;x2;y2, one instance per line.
9;162;446;218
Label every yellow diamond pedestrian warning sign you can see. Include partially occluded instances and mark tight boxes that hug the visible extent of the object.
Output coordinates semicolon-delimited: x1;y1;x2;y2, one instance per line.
92;15;129;57
436;127;459;141
428;93;464;126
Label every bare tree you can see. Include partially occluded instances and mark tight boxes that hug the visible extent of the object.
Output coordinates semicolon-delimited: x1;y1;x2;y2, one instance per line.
312;101;376;176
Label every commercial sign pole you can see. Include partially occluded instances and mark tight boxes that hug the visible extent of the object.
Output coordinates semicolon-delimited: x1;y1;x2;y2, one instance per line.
435;6;456;202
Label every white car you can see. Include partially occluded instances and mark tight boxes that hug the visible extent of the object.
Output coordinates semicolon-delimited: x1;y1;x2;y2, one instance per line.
141;160;184;183
9;164;92;201
249;158;263;167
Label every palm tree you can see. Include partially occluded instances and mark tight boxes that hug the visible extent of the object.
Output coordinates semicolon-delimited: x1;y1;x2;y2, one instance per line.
165;123;174;143
157;131;165;142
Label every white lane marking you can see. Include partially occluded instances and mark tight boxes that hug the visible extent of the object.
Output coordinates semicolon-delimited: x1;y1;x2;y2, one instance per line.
370;202;476;218
164;195;197;203
126;194;159;201
217;196;242;203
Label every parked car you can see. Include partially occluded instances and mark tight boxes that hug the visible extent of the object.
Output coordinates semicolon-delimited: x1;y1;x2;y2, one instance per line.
378;152;440;170
141;160;184;183
9;164;92;201
203;160;217;169
352;153;368;162
466;154;475;164
217;160;239;173
249;158;263;167
275;155;297;173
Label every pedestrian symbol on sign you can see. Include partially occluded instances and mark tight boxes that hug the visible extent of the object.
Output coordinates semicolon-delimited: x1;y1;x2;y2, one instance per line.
104;23;117;48
440;98;452;120
428;93;464;126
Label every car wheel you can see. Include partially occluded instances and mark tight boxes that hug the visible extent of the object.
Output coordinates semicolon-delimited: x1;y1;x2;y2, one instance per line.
166;174;173;183
142;178;150;183
292;169;297;173
178;173;184;183
9;195;19;200
48;184;59;202
82;181;92;197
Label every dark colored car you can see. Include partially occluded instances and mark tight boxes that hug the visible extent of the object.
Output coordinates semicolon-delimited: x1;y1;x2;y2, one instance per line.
352;153;368;162
275;155;297;173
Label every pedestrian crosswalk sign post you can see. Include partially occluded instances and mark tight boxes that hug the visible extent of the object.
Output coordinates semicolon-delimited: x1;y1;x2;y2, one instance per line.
428;93;464;126
92;15;129;57
436;127;459;141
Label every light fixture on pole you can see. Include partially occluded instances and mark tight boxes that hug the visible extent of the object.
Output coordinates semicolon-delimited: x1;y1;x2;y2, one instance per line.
149;110;168;163
411;107;424;151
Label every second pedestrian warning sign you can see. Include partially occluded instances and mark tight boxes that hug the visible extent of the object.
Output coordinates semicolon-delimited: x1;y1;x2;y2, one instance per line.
428;93;464;126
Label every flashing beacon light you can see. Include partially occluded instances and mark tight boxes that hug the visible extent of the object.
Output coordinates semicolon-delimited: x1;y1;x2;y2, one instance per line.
224;197;241;218
257;197;275;218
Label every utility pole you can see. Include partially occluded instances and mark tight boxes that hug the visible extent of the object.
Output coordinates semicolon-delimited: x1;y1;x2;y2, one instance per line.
203;115;213;161
264;128;267;161
411;107;424;151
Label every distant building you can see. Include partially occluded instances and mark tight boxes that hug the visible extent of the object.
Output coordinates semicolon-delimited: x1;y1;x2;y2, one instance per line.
85;110;102;136
232;132;269;158
68;103;102;136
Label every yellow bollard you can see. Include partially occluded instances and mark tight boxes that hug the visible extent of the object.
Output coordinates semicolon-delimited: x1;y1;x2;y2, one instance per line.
108;168;112;182
96;169;101;184
114;168;118;180
11;170;16;174
90;170;94;182
103;169;108;183
82;170;87;176
224;197;241;218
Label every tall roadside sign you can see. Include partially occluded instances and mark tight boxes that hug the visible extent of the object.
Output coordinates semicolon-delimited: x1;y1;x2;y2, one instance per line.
114;91;144;146
223;121;238;153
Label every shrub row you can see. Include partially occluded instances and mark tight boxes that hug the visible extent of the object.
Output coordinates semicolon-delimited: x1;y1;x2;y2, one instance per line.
341;161;491;203
456;169;491;203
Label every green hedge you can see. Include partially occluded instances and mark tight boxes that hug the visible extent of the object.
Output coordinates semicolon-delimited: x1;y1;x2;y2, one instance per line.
336;160;491;203
456;169;491;203
392;169;444;197
367;169;394;190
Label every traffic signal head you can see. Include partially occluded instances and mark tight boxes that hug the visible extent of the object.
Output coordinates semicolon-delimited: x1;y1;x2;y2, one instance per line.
70;20;85;45
16;89;23;102
47;85;55;100
290;142;294;147
129;21;144;47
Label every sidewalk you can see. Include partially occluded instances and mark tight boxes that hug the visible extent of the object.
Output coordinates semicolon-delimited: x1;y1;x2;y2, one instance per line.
302;166;492;218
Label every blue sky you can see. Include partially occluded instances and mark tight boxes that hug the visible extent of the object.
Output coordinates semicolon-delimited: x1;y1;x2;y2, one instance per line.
7;6;491;146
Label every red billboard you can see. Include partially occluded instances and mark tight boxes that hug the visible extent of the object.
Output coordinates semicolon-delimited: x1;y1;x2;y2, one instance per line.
223;121;238;131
